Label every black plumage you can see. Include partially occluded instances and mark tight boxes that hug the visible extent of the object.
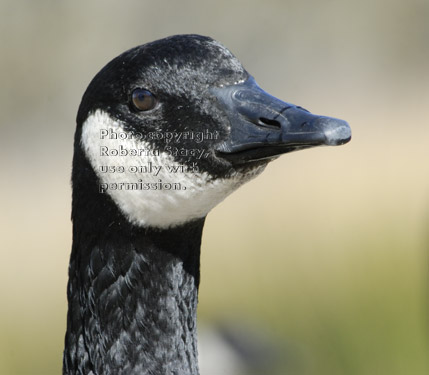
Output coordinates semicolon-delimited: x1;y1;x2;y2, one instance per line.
64;34;350;374
65;215;204;374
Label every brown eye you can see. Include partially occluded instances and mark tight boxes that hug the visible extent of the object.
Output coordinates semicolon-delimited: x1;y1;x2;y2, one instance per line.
131;88;157;111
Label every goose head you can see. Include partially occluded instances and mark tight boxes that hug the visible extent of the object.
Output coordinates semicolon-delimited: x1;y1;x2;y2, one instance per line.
75;34;350;230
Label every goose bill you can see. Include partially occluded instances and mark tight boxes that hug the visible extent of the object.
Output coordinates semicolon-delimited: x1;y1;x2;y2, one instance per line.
212;77;351;163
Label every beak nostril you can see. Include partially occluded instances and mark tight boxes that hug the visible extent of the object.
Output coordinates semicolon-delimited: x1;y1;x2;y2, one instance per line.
301;121;308;128
258;117;281;130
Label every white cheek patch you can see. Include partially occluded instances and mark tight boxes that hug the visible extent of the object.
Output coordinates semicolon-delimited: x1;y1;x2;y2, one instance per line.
81;110;265;228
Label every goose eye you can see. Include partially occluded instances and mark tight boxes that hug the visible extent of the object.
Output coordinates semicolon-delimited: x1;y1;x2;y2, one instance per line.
131;88;157;111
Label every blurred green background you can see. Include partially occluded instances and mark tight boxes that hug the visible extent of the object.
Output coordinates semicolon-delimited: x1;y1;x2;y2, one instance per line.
1;0;428;374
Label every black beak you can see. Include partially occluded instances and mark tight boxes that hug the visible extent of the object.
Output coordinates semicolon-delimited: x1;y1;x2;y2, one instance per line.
211;77;351;163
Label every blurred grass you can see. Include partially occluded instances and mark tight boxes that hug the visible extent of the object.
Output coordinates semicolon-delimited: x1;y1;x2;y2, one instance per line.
1;0;428;374
201;222;427;375
199;133;428;374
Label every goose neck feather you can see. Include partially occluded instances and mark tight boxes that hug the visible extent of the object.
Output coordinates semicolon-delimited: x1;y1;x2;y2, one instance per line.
64;218;204;374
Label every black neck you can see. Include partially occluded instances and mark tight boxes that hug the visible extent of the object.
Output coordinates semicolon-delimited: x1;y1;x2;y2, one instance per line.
64;147;205;374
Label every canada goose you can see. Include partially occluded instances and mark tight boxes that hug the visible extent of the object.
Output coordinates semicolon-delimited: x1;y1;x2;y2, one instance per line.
64;34;351;374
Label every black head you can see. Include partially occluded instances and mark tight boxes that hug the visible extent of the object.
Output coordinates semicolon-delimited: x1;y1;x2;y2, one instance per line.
74;34;351;228
76;35;254;177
